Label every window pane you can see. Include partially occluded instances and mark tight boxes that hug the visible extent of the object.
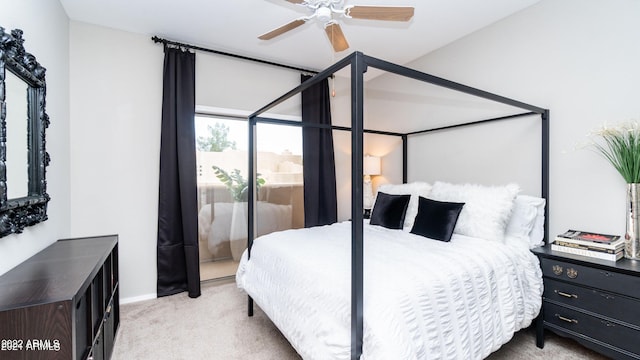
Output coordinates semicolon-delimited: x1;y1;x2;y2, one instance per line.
256;123;304;233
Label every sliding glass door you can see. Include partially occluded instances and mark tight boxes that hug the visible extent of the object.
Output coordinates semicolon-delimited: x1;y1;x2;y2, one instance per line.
195;114;303;281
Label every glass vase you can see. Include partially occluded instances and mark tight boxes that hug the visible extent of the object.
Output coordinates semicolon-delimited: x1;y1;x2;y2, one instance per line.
625;183;640;259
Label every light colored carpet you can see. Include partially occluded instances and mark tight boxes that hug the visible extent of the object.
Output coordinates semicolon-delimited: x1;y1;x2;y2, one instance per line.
113;281;609;360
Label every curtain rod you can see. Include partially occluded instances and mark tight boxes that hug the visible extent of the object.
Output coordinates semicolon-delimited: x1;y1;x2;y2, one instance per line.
151;36;321;75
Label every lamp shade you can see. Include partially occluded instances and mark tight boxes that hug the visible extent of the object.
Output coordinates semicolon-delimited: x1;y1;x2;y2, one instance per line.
364;155;381;176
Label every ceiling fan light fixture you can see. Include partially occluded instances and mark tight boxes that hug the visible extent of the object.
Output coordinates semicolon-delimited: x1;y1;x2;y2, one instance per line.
317;6;332;23
260;1;415;52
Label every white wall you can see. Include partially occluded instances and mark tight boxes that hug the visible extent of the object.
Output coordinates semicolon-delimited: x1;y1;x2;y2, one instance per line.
69;21;306;301
0;0;71;275
367;0;640;239
69;22;163;302
196;52;301;115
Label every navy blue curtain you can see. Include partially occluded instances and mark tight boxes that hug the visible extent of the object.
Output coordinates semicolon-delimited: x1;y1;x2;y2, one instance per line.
156;46;200;298
301;74;337;227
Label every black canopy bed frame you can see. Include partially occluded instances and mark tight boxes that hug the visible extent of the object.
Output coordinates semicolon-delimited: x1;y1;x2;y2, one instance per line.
246;51;549;360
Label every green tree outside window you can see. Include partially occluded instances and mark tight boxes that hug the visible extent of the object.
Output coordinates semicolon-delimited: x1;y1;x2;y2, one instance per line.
197;123;237;152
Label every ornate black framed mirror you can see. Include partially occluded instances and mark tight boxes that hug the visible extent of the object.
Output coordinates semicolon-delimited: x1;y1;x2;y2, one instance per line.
0;27;50;236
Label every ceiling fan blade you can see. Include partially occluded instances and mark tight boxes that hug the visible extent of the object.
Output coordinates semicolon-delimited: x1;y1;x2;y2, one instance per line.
325;22;349;52
258;19;307;40
346;6;415;21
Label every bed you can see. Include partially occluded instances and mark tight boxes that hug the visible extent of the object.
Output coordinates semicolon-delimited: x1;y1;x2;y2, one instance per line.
237;181;546;359
239;52;550;359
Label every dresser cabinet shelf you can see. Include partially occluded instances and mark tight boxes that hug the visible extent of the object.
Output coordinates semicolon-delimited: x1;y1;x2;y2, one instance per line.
0;235;119;360
532;245;640;360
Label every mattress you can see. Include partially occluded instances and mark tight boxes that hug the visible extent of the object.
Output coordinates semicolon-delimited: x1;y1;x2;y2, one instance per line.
236;221;543;360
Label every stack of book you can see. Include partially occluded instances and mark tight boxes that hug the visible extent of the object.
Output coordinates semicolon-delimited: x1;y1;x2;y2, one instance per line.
552;229;624;261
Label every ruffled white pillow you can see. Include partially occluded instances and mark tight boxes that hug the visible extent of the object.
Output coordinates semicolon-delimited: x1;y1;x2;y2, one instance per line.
429;181;520;242
375;182;432;231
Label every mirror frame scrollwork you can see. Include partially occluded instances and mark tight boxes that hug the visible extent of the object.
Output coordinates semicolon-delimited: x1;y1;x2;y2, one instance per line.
0;27;50;237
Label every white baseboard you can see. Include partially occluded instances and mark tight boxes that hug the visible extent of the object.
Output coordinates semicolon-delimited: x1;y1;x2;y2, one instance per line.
120;293;156;305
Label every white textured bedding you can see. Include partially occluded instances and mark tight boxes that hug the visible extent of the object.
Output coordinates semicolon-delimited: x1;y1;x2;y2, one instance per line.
236;221;543;360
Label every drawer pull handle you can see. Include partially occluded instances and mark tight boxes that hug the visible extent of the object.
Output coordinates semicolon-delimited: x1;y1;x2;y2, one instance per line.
555;314;578;324
600;271;613;277
566;268;578;279
554;290;578;299
601;320;616;327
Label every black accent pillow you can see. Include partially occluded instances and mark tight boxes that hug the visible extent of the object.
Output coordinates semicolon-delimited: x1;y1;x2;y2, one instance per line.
410;197;464;242
369;192;411;230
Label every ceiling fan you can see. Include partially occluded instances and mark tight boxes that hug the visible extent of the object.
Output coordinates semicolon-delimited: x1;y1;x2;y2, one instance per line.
259;0;415;52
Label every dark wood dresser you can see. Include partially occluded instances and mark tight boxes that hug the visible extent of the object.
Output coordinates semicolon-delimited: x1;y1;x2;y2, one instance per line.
532;245;640;359
0;235;119;360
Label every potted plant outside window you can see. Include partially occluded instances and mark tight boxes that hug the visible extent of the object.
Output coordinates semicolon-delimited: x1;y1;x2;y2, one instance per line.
212;166;266;260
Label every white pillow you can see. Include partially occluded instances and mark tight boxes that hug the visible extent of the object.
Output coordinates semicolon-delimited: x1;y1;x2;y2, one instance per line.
505;195;546;248
429;181;520;242
505;196;538;238
376;182;432;231
527;196;546;248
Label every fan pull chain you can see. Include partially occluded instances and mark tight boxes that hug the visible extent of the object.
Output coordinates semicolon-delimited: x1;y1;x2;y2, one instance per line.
331;37;336;97
332;78;336;97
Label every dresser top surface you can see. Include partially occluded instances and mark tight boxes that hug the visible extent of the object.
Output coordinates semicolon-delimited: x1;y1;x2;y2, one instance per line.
532;244;640;275
0;235;118;310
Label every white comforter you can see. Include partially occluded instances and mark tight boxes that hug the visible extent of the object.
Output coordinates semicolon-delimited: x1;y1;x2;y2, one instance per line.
236;221;542;360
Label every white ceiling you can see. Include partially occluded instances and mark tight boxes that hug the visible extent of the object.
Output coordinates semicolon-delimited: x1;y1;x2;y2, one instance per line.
60;0;540;73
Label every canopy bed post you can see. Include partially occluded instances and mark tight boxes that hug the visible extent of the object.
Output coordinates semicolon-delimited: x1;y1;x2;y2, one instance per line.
350;52;366;360
247;115;257;317
542;109;550;244
402;134;408;184
536;108;550;345
248;115;257;259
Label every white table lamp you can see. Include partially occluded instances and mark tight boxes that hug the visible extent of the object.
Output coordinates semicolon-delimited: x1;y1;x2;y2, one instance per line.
363;155;381;211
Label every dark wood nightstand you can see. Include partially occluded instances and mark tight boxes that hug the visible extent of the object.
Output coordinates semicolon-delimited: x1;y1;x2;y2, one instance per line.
532;245;640;359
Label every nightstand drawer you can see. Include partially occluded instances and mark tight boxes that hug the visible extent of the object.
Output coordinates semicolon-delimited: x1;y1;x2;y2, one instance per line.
544;302;640;354
540;258;640;298
544;278;640;327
